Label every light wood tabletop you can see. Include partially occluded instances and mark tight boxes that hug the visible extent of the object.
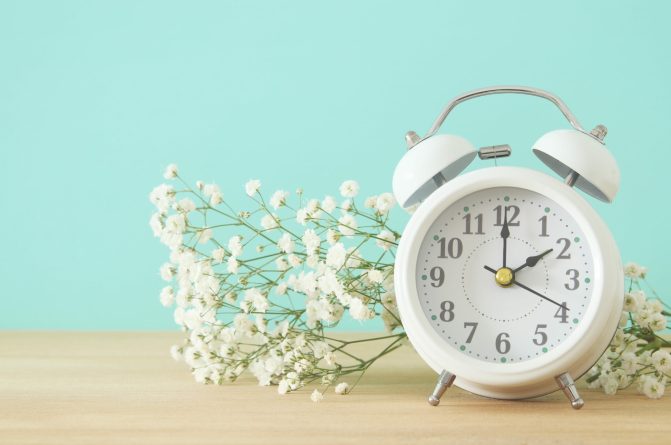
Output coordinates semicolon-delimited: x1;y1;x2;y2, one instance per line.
0;331;669;445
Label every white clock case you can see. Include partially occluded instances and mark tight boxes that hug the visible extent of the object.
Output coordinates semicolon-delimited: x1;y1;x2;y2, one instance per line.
395;166;624;399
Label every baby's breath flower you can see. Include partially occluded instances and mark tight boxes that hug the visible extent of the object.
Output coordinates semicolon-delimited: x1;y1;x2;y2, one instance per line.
203;183;219;197
339;180;360;198
261;213;279;230
212;247;225;264
228;235;243;257
335;382;350;395
326;228;339;246
278;379;290;395
275;257;289;271
641;375;665;399
277;233;295;253
288;254;302;268
364;195;377;208
322;196;337;213
242;288;268;313
197;228;212;244
302;229;321;255
270;190;289;209
367;269;384;284
310;389;324;402
160;286;175;307
337;213;357;236
624;262;648;280
623;292;639;312
300;254;314;268
149;213;163;237
324;351;337;366
276;282;288;295
163;163;178;179
375;192;395;214
160;263;174;281
175;198;196;214
296;208;308;225
349;297;374;321
652;350;671;374
227;256;239;274
376;230;395;250
150;184;175;215
169;345;183;361
326;243;347;269
210;191;223;206
245;179;261;197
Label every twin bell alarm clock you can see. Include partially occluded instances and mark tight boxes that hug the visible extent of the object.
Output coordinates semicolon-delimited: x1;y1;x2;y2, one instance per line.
392;86;623;409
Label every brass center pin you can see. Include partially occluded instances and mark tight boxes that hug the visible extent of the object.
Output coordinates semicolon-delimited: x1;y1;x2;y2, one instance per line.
495;267;514;287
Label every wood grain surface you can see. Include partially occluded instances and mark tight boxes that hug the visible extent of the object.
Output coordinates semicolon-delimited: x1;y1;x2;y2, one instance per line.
0;332;668;445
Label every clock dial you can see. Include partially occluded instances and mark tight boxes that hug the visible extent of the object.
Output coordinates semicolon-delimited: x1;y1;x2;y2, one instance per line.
416;187;594;364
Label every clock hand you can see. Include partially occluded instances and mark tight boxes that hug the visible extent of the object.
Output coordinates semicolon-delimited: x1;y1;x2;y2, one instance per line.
500;207;509;267
512;248;554;273
511;279;569;311
483;265;569;311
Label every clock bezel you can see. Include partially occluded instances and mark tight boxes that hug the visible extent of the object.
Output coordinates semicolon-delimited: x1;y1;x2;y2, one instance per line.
395;166;623;399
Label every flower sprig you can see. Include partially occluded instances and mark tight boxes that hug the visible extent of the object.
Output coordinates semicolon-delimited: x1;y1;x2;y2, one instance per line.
586;263;671;398
150;164;406;399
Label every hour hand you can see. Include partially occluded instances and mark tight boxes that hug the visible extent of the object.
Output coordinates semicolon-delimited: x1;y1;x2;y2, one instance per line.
513;248;553;273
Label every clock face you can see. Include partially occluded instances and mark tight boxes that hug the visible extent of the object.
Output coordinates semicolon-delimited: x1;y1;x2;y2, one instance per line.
416;186;594;364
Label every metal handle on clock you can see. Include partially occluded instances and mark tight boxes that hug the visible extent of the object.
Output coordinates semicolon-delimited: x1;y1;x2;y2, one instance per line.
408;86;587;150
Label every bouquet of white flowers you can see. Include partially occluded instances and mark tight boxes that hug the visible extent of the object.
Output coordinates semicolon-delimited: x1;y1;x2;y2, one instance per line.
586;264;671;398
150;164;670;400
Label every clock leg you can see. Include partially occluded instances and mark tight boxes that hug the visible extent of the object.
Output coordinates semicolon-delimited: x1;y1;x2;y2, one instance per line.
428;370;456;406
555;372;584;410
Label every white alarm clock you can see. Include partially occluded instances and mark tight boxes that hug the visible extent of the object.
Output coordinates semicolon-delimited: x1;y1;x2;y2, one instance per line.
392;86;623;409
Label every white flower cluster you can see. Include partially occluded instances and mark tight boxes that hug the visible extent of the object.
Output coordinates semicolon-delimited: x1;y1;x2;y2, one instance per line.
150;166;404;400
586;263;670;399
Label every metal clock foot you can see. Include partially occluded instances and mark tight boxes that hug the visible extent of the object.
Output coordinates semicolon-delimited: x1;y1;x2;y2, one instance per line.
428;370;456;406
555;372;584;410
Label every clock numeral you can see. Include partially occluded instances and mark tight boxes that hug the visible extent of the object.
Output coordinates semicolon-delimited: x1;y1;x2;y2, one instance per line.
556;238;571;259
554;301;569;323
493;205;520;227
464;322;478;343
533;324;548;346
565;269;580;290
463;213;484;235
539;215;549;237
429;266;445;287
437;237;463;259
439;300;455;322
495;332;511;354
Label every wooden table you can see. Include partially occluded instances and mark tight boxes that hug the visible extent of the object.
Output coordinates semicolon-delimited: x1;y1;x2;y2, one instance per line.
1;332;668;444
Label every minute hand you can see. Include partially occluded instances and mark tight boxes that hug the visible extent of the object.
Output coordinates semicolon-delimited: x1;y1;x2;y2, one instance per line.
483;265;569;311
500;208;510;267
512;279;569;312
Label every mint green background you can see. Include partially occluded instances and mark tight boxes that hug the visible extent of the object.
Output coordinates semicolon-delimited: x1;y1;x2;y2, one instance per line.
1;1;668;330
